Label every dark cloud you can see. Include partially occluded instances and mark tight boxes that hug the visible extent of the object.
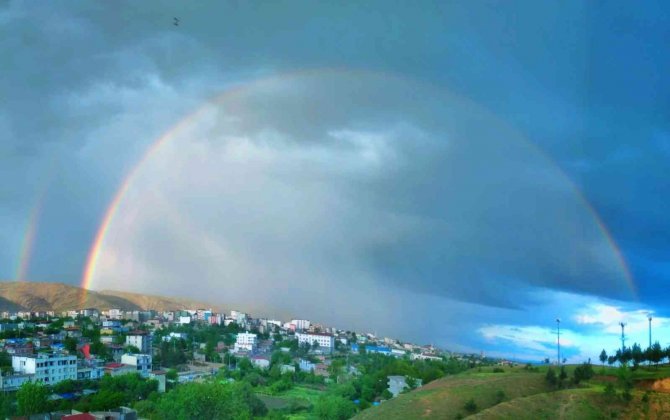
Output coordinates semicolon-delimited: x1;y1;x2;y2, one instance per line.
1;0;668;350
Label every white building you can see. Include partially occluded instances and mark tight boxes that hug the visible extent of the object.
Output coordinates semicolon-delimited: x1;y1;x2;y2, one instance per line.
12;353;77;385
178;316;191;325
126;331;151;354
290;319;311;331
121;354;152;378
108;309;122;320
295;332;335;354
234;332;257;353
230;310;248;324
251;356;270;369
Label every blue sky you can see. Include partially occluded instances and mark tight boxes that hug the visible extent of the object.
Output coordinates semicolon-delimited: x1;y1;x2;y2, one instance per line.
1;1;668;362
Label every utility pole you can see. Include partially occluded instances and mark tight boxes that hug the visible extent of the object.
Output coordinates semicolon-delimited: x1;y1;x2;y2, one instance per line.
620;322;626;353
556;318;561;366
648;315;653;366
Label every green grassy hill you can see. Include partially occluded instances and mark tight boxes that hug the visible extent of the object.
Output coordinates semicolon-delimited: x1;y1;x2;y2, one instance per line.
355;365;670;420
355;367;552;419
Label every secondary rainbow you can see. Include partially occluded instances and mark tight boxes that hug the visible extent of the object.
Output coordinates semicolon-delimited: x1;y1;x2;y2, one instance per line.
14;173;52;282
80;69;637;302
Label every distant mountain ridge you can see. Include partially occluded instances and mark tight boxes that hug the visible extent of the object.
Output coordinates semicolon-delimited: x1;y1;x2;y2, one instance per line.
0;281;222;312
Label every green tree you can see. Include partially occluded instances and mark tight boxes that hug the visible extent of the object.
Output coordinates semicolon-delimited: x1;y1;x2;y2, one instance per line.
155;381;266;419
649;342;663;367
573;360;595;384
464;398;477;413
313;395;356;420
64;336;78;354
599;349;608;368
545;367;557;386
631;343;643;370
17;381;49;416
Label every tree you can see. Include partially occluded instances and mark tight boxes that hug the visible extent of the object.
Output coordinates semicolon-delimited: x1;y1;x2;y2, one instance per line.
464;398;477;413
64;336;78;354
17;381;49;416
649;342;663;367
545;367;557;386
313;395;356;420
599;349;608;368
631;343;643;370
155;381;266;419
573;360;595;384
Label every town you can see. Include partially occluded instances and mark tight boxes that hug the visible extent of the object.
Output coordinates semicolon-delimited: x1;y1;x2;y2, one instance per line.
0;306;491;419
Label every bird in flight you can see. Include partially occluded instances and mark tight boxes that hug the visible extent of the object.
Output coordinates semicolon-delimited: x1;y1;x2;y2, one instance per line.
173;17;180;26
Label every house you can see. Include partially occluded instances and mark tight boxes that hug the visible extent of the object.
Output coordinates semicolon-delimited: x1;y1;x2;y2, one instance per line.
280;364;296;374
234;332;257;353
387;375;423;397
149;370;166;393
0;372;33;391
295;332;335;354
104;363;135;377
77;366;104;380
12;352;77;385
251;356;270;369
125;331;151;354
299;359;315;372
121;354;152;377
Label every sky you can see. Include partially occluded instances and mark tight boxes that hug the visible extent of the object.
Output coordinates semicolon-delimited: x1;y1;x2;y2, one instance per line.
1;0;669;362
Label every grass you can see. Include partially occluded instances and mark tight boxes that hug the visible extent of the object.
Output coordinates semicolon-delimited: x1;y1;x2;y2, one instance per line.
256;384;327;417
355;364;670;420
355;367;551;419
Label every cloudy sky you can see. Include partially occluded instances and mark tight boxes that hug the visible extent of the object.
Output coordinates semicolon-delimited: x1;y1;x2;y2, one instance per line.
2;1;668;362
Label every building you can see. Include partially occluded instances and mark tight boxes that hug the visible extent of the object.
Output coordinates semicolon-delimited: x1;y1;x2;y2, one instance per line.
0;372;32;391
104;363;136;377
351;344;392;356
149;370;166;393
0;323;18;332
12;352;77;385
121;354;152;377
280;364;296;374
299;359;315;372
125;331;151;354
387;375;423;397
234;332;257;353
295;332;335;354
65;407;137;420
251;356;270;369
290;319;311;331
77;366;104;381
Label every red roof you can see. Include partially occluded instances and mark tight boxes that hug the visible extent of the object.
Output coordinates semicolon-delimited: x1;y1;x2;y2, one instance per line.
104;363;124;369
62;414;95;420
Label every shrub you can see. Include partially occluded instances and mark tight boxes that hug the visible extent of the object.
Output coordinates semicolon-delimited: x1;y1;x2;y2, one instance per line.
492;367;504;373
495;389;506;403
464;398;477;413
545;367;557;386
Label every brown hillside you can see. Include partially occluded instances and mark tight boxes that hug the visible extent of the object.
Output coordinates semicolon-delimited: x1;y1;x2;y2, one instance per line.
0;281;222;312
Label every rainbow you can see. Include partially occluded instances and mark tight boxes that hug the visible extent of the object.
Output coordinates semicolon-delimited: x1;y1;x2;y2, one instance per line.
79;69;637;303
14;176;51;282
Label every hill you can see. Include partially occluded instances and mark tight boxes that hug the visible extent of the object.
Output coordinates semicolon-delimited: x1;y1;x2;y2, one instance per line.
355;365;670;419
0;281;222;312
355;368;552;420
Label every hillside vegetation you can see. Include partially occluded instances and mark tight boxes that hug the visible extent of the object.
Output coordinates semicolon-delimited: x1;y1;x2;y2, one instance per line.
356;364;670;419
0;281;221;312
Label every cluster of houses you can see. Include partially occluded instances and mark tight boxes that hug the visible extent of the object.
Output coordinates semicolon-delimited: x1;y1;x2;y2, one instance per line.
0;306;458;399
